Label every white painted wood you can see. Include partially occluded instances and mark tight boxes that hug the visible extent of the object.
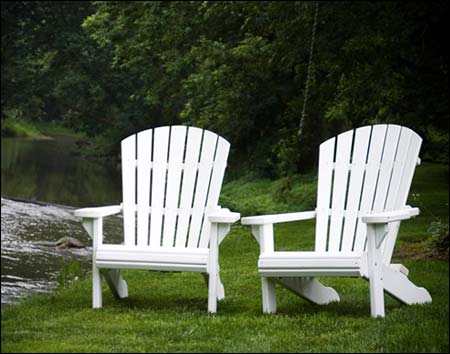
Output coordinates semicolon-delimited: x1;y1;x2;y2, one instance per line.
188;130;218;248
199;137;230;248
381;264;431;304
122;134;136;245
241;125;429;317
137;129;153;246
367;223;388;317
209;209;240;224
96;245;209;264
203;273;225;301
75;126;239;312
149;126;170;247
389;263;409;276
315;137;335;252
162;126;187;247
96;261;208;273
258;252;362;270
92;217;103;308
328;129;353;252
74;205;122;218
208;223;218;313
79;217;129;304
383;127;414;212
102;269;128;299
341;126;371;252
276;277;340;305
261;277;277;313
92;266;102;309
175;127;203;247
353;125;387;252
361;207;419;224
241;211;316;225
382;128;422;263
371;125;401;214
251;224;277;313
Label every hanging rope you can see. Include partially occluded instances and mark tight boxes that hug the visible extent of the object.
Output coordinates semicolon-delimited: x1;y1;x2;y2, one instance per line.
298;1;319;138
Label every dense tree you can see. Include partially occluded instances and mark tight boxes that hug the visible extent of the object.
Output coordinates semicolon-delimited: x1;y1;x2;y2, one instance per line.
2;1;448;173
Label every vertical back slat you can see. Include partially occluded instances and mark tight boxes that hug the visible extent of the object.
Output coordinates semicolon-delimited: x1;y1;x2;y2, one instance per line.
371;125;401;213
383;127;414;213
137;129;153;246
121;134;136;245
162;126;187;247
149;126;170;247
353;125;387;252
328;130;353;252
315;137;335;252
187;131;218;248
175;127;203;247
198;137;230;248
382;128;422;263
341;126;371;251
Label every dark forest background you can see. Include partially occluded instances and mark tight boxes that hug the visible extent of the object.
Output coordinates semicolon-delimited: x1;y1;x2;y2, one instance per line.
2;1;448;176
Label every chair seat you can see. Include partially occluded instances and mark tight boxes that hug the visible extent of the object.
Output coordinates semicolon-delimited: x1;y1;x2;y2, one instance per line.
258;251;365;277
96;244;210;272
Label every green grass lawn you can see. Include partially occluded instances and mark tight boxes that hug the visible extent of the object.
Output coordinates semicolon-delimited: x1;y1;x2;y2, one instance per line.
1;163;448;353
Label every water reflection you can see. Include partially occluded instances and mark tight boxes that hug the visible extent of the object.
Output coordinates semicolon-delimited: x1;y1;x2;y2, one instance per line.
1;136;121;207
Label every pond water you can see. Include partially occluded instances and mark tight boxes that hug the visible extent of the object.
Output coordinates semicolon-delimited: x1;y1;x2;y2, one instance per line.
1;136;123;307
1;136;121;206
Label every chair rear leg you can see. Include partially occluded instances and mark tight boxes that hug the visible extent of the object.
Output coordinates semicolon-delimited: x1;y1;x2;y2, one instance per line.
382;265;432;305
203;267;225;301
276;277;340;305
103;269;128;299
262;277;277;313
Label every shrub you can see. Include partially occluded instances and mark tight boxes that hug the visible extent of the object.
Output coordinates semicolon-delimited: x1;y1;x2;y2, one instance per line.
427;220;449;258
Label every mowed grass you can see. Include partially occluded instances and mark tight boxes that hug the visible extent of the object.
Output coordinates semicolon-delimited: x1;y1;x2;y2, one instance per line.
1;163;448;353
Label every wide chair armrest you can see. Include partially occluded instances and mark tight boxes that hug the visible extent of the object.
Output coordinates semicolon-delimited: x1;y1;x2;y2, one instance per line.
361;207;419;224
74;204;123;218
209;208;240;224
241;211;316;226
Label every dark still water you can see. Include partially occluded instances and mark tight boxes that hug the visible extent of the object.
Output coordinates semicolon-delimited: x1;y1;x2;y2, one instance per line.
1;135;123;306
1;135;121;206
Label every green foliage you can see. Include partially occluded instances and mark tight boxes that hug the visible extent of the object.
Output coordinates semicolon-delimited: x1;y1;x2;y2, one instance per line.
1;118;42;138
220;173;317;216
2;1;448;174
428;221;449;258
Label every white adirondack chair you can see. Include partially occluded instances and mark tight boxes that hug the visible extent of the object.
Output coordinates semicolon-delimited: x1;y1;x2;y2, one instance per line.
241;124;432;317
74;126;240;313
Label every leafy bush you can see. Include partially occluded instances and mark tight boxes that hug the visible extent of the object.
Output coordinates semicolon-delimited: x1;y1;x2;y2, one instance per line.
220;174;317;216
427;220;449;258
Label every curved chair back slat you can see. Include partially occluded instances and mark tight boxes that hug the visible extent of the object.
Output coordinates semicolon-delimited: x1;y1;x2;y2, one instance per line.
121;126;230;248
315;124;422;263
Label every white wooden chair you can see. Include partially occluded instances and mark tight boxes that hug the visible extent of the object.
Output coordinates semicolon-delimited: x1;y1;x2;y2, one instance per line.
242;125;432;317
74;126;240;313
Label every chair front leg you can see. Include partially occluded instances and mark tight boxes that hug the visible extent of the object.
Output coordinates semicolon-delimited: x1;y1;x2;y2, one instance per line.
252;224;277;313
208;223;219;313
366;223;389;318
82;217;128;307
85;217;103;309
